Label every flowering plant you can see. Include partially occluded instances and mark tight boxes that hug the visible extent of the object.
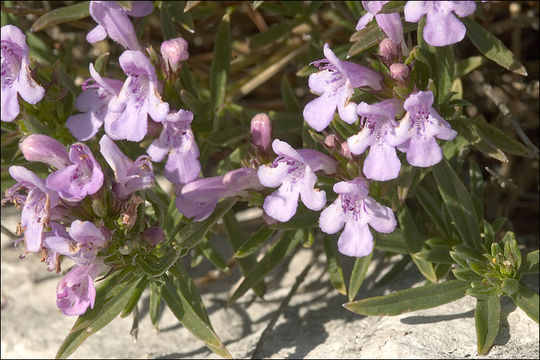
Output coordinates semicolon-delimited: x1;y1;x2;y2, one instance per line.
1;1;538;358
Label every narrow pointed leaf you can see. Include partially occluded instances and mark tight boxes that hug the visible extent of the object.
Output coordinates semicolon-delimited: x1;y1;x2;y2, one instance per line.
234;226;275;258
462;17;527;76
374;230;409;254
413;248;454;264
433;159;480;249
149;281;162;330
398;207;437;282
32;2;90;32
210;12;231;126
228;230;303;304
162;271;231;358
222;213;266;297
121;277;149;318
199;237;231;275
416;183;452;237
344;280;469;316
475;296;501;355
348;249;373;301
323;235;347;295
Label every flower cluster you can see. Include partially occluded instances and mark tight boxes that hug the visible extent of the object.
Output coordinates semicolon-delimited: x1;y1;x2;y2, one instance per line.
1;0;478;318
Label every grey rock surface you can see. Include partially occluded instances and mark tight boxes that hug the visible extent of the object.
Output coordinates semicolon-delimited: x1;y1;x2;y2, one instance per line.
1;206;539;359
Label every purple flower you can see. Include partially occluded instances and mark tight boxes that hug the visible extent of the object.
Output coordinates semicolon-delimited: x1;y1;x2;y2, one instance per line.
394;91;457;167
146;110;200;185
404;1;476;47
176;168;263;222
100;135;154;199
20;134;71;169
87;1;154;50
250;113;272;151
303;44;383;132
161;37;189;72
3;166;60;252
356;1;408;55
46;143;104;202
66;63;123;141
319;177;396;257
44;220;109;267
347;99;403;181
257;139;337;222
56;262;104;316
106;50;169;142
1;25;45;122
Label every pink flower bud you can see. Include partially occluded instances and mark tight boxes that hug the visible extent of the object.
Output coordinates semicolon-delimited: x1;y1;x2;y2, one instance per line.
160;37;189;72
20;134;71;169
324;134;337;148
379;38;400;62
390;63;409;83
341;142;352;159
250;113;272;150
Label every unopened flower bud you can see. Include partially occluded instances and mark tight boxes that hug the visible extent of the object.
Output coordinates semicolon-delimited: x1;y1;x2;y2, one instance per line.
379;38;401;62
20;134;71;169
341;142;352;159
324;134;337;148
250;113;272;151
390;63;409;83
142;226;165;247
161;37;189;72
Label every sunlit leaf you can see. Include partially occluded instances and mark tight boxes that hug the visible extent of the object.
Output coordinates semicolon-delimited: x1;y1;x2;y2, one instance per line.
32;2;90;32
344;280;469;316
475;296;501;355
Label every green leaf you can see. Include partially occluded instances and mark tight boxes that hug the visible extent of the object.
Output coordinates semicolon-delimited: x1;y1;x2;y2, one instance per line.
452;267;483;282
344;280;469;316
163;268;231;358
323;235;347;295
199;237;231;275
348;20;416;58
467;283;501;300
176;199;237;251
432;159;480;249
210;12;231;128
415;183;452;237
161;2;179;40
31;2;90;32
374;230;409;254
475;296;501;355
348;249;373;301
56;272;141;358
121;277;149;318
222;212;265;297
522;250;539;274
268;204;320;229
380;1;406;14
228;229;303;304
413;248;454;264
510;284;539;324
471;117;533;158
501;278;520;296
250;23;291;49
281;74;301;113
397;207;438;282
149;281;162;330
435;45;455;105
455;56;484;78
462;17;527;76
234;226;275;258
